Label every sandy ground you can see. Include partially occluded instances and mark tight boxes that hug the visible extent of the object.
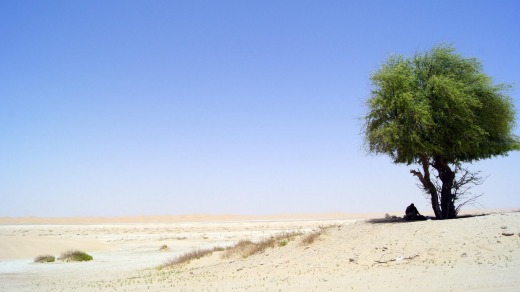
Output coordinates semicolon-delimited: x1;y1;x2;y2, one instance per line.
1;211;519;291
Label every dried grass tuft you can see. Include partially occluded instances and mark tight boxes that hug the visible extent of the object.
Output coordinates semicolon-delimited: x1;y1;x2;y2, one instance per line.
301;225;338;245
160;246;224;268
159;244;169;251
301;230;322;245
160;229;319;269
223;231;302;259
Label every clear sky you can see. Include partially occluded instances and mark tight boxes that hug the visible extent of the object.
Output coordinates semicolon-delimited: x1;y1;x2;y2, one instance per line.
1;0;519;217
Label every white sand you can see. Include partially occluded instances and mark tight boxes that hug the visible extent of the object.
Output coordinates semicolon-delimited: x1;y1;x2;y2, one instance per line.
1;211;519;291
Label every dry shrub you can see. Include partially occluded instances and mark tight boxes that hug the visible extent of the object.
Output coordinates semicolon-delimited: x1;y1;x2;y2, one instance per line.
301;230;322;245
301;225;338;245
160;230;307;268
222;238;274;259
159;244;169;251
223;231;302;259
221;239;253;259
160;246;224;268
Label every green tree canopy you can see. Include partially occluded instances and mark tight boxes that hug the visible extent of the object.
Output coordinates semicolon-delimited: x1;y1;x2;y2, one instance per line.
364;44;519;219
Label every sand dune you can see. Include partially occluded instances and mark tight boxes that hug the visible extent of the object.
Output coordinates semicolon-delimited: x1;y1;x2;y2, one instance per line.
1;211;519;291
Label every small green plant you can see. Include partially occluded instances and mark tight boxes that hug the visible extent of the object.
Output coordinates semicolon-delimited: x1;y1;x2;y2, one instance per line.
34;254;55;263
278;240;288;247
59;250;93;262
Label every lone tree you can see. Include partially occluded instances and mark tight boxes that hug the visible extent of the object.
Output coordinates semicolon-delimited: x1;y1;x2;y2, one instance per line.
363;44;519;219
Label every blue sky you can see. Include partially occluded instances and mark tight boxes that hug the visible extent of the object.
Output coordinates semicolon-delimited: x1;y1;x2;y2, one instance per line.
1;0;519;217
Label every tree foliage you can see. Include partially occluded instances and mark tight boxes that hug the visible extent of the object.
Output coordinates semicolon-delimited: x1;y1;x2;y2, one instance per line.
364;44;519;219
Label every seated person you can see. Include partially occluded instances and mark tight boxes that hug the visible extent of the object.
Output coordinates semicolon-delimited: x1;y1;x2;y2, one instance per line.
404;203;427;221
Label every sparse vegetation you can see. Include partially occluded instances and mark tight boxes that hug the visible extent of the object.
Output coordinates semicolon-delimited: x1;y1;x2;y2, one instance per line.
222;238;273;259
59;250;93;262
301;225;339;245
160;231;305;269
223;231;302;259
34;254;55;263
159;244;169;251
160;246;225;268
301;230;322;245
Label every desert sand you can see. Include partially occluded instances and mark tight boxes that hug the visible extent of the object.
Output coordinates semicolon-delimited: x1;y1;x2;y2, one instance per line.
1;211;519;291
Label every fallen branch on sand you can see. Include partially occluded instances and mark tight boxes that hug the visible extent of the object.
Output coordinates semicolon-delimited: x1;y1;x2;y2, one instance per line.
374;254;419;265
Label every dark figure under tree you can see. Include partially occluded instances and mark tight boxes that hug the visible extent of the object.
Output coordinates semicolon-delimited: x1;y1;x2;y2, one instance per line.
404;203;427;221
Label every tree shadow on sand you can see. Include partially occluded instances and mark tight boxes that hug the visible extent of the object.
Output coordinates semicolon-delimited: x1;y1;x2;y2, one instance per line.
367;213;490;224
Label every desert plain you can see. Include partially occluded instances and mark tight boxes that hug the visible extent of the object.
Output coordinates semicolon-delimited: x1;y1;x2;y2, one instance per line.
1;210;519;291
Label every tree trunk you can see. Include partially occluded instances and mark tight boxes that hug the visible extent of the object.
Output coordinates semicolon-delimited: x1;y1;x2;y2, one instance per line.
410;155;456;219
410;155;442;219
433;156;456;219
